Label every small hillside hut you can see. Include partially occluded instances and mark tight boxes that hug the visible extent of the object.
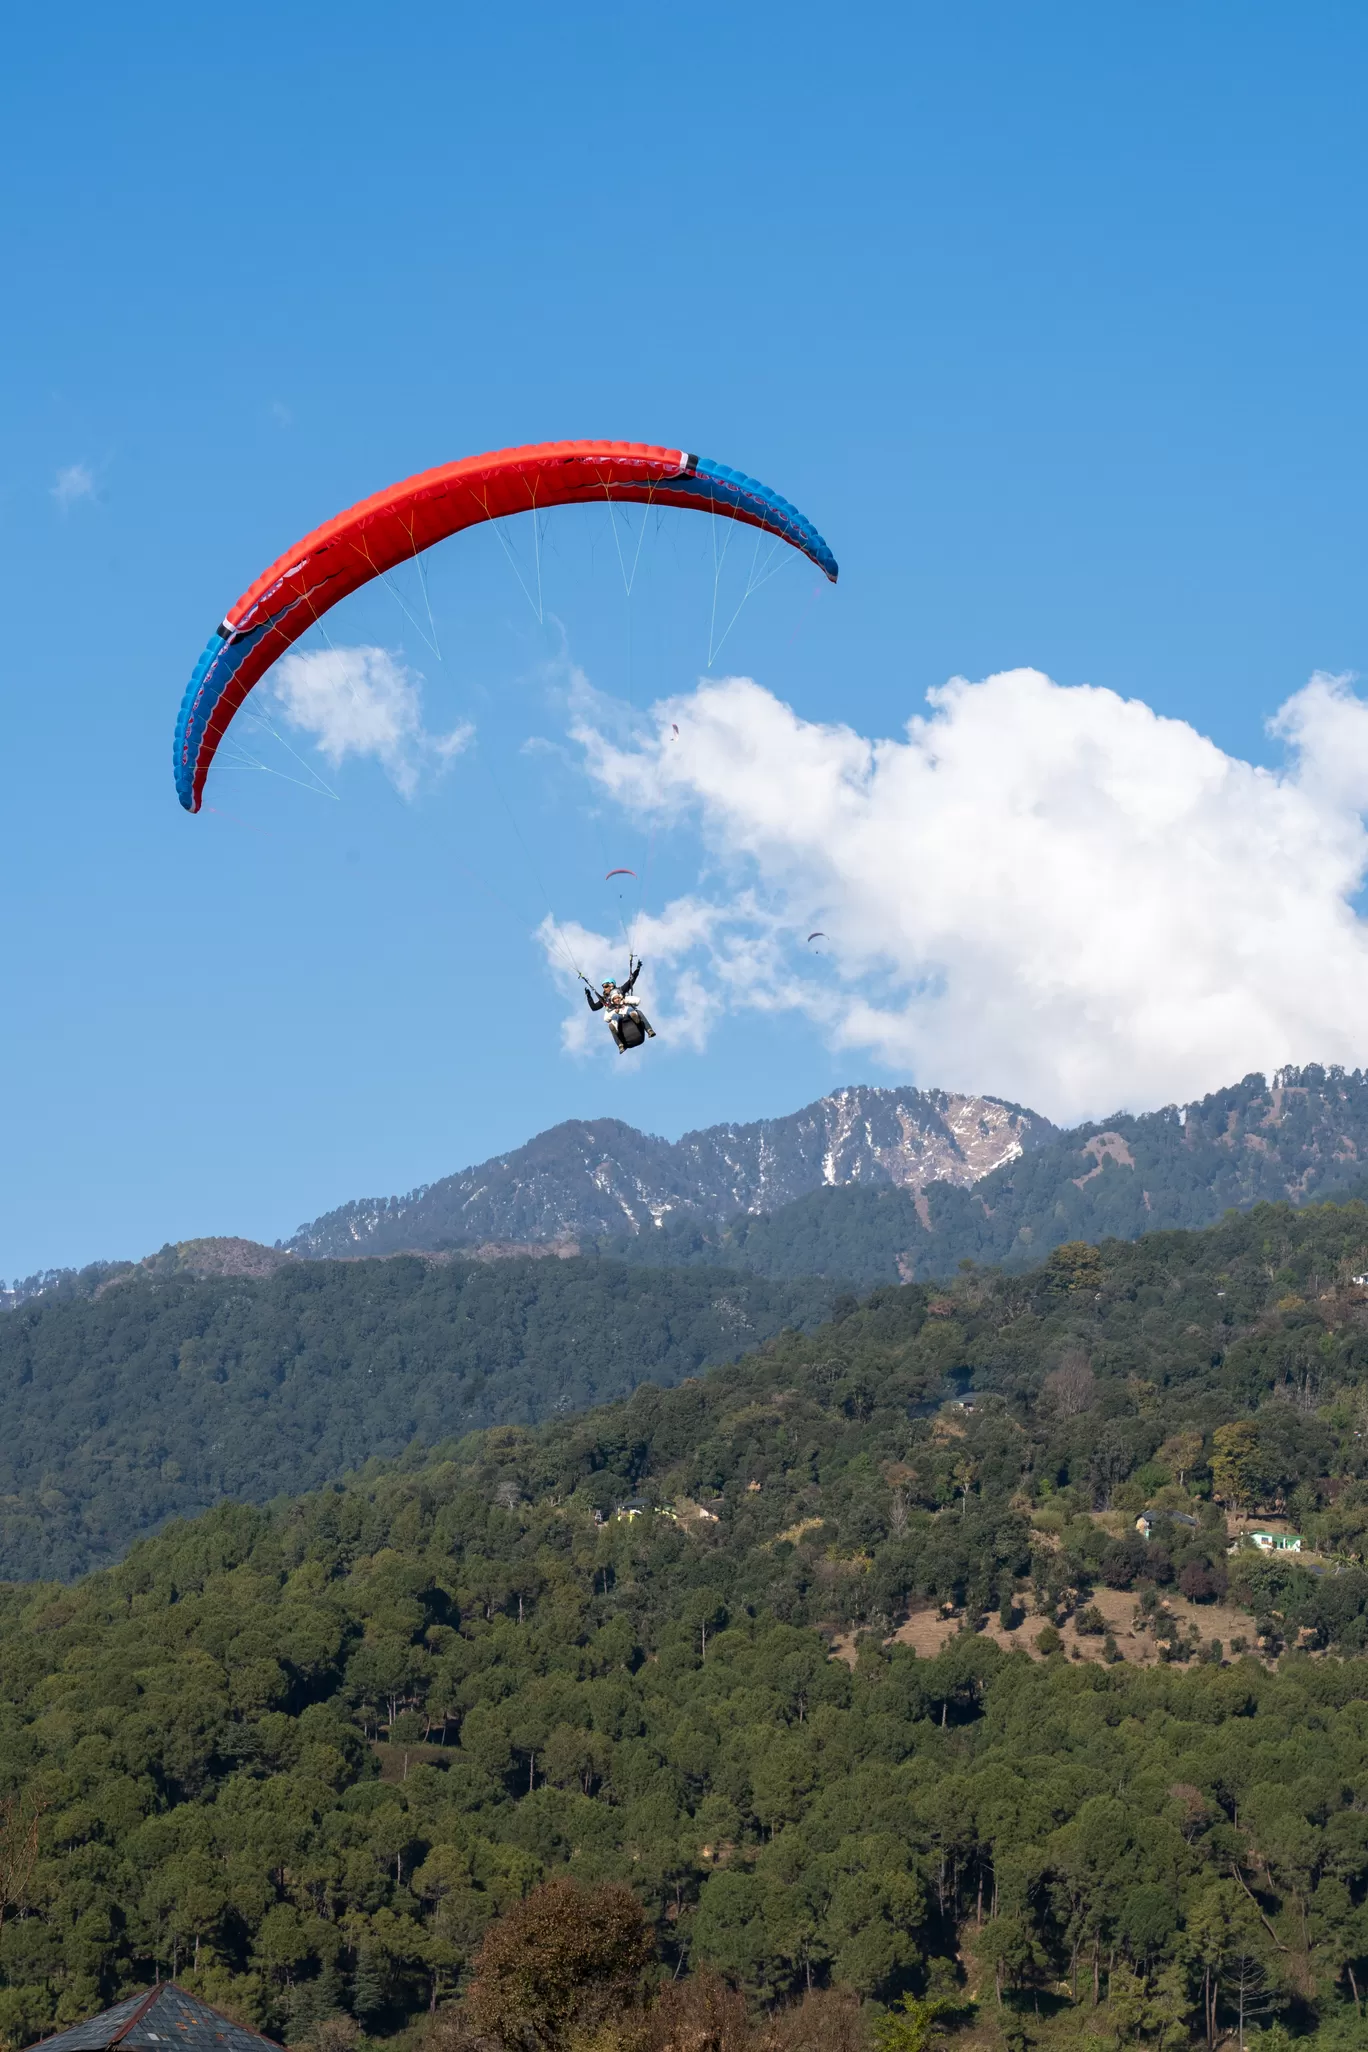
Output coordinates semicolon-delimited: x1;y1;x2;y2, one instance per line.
24;1987;280;2052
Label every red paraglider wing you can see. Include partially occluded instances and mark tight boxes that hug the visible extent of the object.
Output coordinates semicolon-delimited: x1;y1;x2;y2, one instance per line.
174;440;838;812
605;868;637;879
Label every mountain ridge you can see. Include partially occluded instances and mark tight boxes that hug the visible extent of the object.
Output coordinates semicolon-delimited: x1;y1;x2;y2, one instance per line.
285;1085;1054;1258
602;1064;1368;1285
283;1065;1368;1281
14;1067;1368;1302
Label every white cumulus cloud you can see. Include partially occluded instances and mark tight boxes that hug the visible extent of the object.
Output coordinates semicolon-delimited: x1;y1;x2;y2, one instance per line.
270;645;472;799
550;666;1368;1119
51;463;95;509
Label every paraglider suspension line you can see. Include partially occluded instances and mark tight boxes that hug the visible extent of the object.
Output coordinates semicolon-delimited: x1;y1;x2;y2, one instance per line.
225;706;339;800
407;520;443;660
601;481;655;600
351;536;443;659
477;490;545;623
708;525;794;668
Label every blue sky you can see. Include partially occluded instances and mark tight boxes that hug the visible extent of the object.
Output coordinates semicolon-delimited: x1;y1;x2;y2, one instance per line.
5;4;1368;1274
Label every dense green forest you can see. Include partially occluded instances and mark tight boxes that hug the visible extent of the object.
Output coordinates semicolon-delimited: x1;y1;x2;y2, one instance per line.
4;1200;1368;2046
600;1068;1368;1286
0;1258;832;1582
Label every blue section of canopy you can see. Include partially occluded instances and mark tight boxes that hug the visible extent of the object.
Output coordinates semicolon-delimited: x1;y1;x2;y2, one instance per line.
691;457;839;582
174;617;275;810
175;633;229;810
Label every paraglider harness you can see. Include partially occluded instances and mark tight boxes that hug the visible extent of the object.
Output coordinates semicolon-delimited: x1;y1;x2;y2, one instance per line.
584;958;656;1052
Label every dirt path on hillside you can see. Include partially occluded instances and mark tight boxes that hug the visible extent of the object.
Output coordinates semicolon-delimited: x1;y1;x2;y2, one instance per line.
833;1588;1256;1670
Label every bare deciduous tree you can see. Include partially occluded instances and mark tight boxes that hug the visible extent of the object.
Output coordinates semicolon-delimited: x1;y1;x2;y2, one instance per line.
0;1792;43;1936
1041;1351;1096;1420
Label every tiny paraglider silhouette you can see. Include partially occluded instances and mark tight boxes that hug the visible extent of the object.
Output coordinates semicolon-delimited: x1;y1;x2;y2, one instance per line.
807;931;827;943
583;956;655;1054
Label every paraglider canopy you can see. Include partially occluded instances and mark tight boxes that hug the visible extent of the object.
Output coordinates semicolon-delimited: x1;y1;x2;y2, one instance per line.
606;868;637;880
174;439;838;813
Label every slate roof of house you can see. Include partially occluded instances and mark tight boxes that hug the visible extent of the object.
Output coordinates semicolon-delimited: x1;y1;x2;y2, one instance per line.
25;1985;280;2052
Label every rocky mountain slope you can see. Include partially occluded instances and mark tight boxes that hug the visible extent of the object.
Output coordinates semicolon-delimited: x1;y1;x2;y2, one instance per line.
287;1085;1053;1257
287;1065;1368;1284
909;1061;1368;1271
601;1064;1368;1285
16;1067;1368;1308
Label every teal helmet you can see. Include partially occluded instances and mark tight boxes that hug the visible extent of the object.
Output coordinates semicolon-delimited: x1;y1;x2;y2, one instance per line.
603;977;617;988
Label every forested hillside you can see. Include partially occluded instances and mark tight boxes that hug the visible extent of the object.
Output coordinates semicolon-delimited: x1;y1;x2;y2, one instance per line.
3;1199;1368;2046
0;1258;832;1582
12;1179;1368;1587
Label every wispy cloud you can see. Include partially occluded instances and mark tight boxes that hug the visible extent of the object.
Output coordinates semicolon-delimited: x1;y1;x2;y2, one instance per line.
50;463;95;510
550;665;1368;1120
269;645;472;799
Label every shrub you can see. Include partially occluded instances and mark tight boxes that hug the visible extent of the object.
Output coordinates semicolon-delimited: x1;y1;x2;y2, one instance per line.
765;1986;867;2052
1100;1541;1145;1589
644;1970;752;2051
466;1878;653;2049
295;2023;360;2052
